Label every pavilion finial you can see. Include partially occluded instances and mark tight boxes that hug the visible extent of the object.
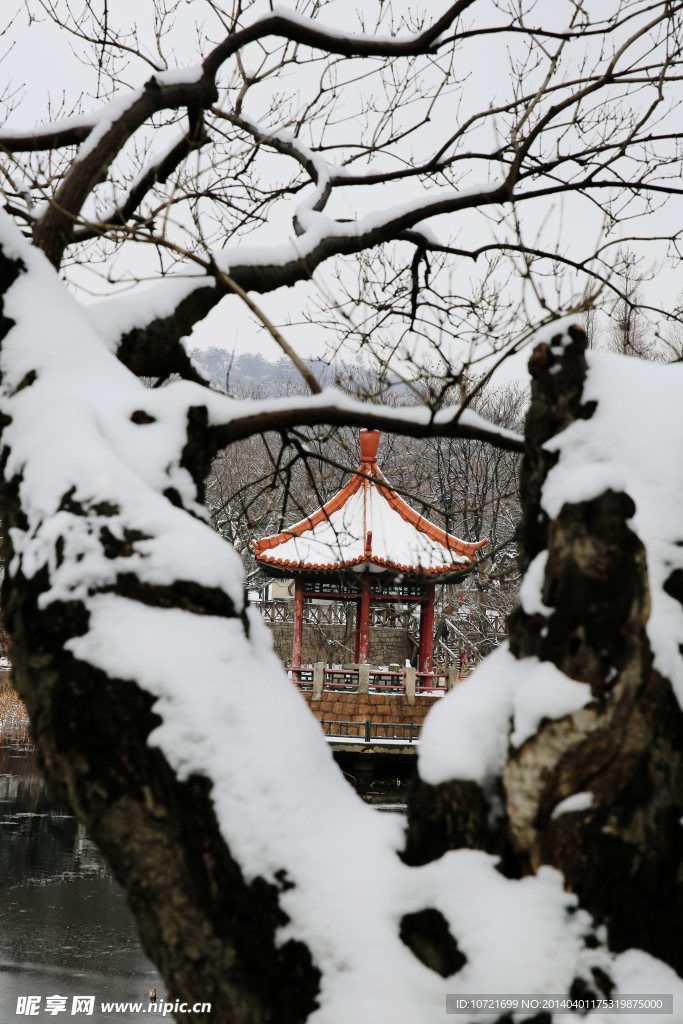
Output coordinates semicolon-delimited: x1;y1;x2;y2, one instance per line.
359;429;380;463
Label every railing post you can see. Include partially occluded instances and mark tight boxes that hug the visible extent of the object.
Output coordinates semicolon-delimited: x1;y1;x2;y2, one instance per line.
364;720;371;743
357;579;371;664
447;667;459;691
358;664;370;695
404;666;416;706
312;662;325;701
292;578;304;671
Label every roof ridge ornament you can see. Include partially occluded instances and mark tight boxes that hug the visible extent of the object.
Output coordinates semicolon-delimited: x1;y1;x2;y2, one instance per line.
359;428;380;463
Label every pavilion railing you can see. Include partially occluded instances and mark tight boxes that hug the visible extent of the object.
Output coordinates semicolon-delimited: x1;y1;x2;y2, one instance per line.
415;673;450;693
288;667;454;694
252;600;418;630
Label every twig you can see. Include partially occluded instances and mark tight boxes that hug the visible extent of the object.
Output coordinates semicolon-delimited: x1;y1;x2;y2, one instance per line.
213;266;322;395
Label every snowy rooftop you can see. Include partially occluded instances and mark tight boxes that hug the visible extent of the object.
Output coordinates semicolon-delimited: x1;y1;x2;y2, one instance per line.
253;430;486;576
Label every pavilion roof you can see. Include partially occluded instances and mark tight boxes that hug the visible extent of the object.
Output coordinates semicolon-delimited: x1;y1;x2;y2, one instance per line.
252;430;486;577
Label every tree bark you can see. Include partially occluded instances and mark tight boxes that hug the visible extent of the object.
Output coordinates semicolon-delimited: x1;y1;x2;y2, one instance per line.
404;326;683;976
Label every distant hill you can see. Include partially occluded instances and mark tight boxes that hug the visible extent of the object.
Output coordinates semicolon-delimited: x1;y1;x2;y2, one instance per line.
189;347;331;394
187;348;413;404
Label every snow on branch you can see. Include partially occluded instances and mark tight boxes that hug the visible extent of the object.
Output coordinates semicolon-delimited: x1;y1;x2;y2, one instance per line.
0;2;468;160
206;389;525;454
202;2;477;77
72;126;209;244
83;275;219;384
76;176;506;379
214;109;332;229
74;171;506;379
179;182;506;321
0;115;99;153
5;2;473;268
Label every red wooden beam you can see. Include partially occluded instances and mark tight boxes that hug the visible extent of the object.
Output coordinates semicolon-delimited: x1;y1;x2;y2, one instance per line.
292;577;304;670
418;584;435;674
356;579;371;664
302;590;423;602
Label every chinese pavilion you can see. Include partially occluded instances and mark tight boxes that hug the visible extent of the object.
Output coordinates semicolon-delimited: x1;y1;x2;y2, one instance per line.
252;429;486;675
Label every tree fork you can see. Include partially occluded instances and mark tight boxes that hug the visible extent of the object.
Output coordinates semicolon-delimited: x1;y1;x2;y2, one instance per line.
403;326;683;974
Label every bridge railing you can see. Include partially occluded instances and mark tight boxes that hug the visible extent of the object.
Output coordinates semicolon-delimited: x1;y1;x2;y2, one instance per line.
320;718;422;743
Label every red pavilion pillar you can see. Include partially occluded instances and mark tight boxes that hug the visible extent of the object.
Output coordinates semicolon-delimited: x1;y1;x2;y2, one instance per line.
356;579;371;664
292;577;304;674
418;584;435;675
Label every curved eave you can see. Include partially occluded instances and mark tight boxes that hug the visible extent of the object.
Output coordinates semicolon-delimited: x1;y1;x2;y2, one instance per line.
254;552;475;576
252;461;487;563
252;470;364;555
372;468;486;560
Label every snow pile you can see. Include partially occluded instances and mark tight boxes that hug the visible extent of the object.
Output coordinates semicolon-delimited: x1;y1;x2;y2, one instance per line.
1;215;680;1020
418;646;592;786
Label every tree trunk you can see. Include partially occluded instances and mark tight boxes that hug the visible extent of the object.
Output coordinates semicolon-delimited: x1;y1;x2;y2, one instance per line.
0;244;321;1024
404;326;683;975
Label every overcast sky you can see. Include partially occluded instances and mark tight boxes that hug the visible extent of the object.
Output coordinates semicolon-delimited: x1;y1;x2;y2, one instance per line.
2;1;681;382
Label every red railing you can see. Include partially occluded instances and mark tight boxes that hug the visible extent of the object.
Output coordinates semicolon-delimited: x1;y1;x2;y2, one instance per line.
416;672;448;693
288;668;452;694
289;668;359;689
289;668;313;688
322;669;359;690
367;669;405;691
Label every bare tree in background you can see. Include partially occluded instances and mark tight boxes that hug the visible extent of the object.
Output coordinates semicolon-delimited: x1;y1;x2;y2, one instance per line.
604;251;658;359
3;2;683;1021
661;296;683;360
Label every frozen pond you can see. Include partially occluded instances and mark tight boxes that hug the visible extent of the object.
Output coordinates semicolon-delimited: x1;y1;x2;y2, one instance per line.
0;689;408;1022
0;736;165;1022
